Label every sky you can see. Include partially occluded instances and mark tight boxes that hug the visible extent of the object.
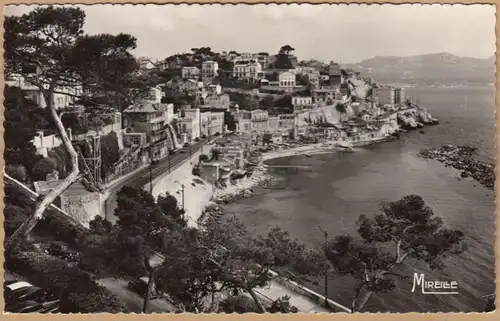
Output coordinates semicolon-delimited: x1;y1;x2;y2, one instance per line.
4;4;496;63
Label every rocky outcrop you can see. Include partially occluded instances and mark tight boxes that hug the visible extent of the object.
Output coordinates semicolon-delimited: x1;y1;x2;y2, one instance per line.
418;145;495;190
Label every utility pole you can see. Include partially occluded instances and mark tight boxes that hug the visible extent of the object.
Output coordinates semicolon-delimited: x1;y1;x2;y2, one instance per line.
317;226;329;308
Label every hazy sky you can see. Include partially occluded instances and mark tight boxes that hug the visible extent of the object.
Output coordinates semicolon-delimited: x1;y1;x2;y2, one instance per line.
4;4;496;63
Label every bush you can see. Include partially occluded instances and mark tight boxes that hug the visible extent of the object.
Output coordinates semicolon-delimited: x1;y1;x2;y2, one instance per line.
219;295;260;313
32;157;57;181
192;165;201;177
35;213;87;248
4;204;31;237
5;164;27;182
5;251;128;313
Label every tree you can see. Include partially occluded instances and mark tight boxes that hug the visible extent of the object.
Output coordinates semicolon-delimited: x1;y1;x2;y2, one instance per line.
324;195;467;312
224;111;237;131
3;85;51;176
198;214;322;312
279;45;295;56
4;6;141;252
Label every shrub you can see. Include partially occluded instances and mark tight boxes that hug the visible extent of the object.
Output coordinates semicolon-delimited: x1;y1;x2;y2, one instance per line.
4;204;31;237
219;295;259;313
35;213;87;248
5;164;27;182
198;154;209;163
192;165;201;177
32;157;57;181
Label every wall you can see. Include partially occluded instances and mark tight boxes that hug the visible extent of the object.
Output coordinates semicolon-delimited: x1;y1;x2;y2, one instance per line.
32;133;63;158
61;192;103;227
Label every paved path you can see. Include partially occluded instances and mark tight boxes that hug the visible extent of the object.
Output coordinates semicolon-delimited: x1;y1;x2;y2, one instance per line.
254;280;331;313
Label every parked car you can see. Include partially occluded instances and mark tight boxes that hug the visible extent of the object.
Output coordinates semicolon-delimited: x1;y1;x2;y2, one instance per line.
127;277;157;299
180;149;186;154
4;280;61;313
47;242;79;262
168;149;175;155
151;159;159;165
183;142;190;148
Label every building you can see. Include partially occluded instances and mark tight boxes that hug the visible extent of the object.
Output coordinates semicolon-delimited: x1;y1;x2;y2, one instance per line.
312;87;337;106
178;108;201;142
278;71;296;89
203;94;230;110
328;62;342;86
233;61;263;81
6;73;83;110
207;84;222;96
182;66;201;80
200;111;225;137
178;79;204;95
306;71;320;88
292;96;313;107
250;109;269;133
123;102;177;161
201;60;219;83
137;57;156;70
376;87;406;106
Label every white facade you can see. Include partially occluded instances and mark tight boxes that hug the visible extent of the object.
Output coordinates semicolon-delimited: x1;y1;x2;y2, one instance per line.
233;62;263;80
292;96;313;106
201;61;219;82
179;108;201;141
279;71;296;88
182;66;201;79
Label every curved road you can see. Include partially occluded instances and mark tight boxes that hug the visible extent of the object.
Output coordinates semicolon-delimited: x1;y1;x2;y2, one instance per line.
104;139;213;223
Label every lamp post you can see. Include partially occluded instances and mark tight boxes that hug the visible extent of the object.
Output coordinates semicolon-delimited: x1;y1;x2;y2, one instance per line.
317;226;329;308
174;180;185;218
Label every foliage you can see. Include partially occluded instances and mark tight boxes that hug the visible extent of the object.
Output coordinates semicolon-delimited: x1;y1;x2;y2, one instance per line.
271;45;295;69
192;164;201;177
157;193;187;228
4;204;32;237
47;145;71;178
5;250;127;313
268;296;299;313
31;157;58;181
199;154;209;163
5;164;28;183
3;85;48;176
224;111;237;131
325;195;467;312
219;295;260;313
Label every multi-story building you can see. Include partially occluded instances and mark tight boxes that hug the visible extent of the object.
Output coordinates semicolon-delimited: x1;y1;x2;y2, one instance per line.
312;87;337;106
328;62;342;86
200;111;225;137
250;109;269;133
201;60;219;83
232;61;264;81
123;102;176;161
178;108;201;142
203;94;230;110
292;96;313;107
178;79;204;95
278;71;296;89
306;71;320;88
376;87;405;106
182;66;201;80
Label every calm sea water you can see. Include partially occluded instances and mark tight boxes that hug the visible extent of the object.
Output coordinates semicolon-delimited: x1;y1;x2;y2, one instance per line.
225;86;496;312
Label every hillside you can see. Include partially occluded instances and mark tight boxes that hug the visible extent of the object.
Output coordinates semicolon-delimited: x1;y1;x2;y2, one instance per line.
343;53;495;86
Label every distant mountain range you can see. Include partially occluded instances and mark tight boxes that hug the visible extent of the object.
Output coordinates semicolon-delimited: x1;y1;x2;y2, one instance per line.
342;53;495;86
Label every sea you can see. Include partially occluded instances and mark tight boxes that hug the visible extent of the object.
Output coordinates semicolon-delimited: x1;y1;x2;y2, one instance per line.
224;86;496;312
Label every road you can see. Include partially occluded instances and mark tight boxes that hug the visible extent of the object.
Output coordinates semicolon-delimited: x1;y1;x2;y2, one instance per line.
104;138;216;222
